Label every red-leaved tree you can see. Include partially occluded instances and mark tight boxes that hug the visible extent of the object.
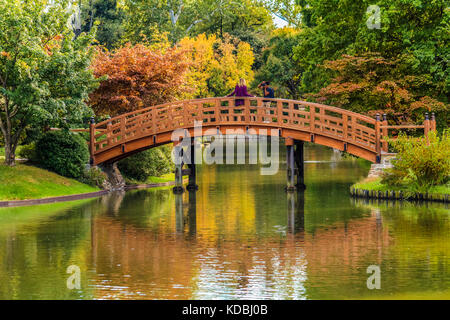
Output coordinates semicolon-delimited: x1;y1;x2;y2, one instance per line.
307;53;448;127
90;44;191;116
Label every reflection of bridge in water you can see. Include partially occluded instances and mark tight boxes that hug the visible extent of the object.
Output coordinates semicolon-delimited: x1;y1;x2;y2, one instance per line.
88;97;436;192
89;190;396;299
174;190;305;235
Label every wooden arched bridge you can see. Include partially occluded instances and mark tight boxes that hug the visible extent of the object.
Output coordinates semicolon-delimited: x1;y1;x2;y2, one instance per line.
88;97;435;191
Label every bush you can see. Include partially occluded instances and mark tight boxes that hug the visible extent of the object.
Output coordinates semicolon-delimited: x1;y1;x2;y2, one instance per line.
35;130;90;179
80;166;107;188
118;145;174;183
381;130;450;192
18;142;38;162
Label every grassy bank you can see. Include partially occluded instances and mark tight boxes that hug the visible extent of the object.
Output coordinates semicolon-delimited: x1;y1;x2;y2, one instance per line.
352;177;450;196
125;173;175;185
0;163;99;201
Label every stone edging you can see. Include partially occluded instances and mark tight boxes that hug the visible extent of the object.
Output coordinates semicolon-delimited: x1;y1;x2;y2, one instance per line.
0;190;110;208
350;188;449;203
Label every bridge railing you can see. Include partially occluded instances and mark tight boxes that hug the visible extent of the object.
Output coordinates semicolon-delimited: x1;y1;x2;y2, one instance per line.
91;97;378;157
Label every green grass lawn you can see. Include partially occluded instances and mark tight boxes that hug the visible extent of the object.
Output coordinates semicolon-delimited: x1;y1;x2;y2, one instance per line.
352;177;449;195
0;163;99;201
125;173;175;185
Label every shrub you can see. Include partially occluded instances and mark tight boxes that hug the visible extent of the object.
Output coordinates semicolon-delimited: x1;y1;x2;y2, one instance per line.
18;142;38;162
35;130;90;179
118;145;174;182
381;130;450;191
80;166;107;188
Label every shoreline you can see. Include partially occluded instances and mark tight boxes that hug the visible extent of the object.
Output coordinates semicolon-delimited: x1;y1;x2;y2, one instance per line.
0;179;184;208
350;187;449;203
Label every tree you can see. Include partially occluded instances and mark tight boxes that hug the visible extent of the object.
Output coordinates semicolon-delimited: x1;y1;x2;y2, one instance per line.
0;0;99;166
254;27;302;99
121;0;273;44
178;33;255;98
78;0;125;49
307;53;448;128
89;43;191;116
262;0;450;107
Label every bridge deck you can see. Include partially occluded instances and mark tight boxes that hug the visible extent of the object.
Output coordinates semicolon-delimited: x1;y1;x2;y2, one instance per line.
90;97;384;164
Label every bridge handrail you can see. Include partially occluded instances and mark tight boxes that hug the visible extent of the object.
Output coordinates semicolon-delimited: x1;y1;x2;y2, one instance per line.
91;96;387;164
94;97;376;129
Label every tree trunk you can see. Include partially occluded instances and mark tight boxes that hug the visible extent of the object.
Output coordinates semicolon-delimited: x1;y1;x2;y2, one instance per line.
4;139;16;166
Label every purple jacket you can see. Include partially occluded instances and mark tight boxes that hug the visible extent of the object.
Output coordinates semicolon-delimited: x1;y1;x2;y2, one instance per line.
227;85;253;106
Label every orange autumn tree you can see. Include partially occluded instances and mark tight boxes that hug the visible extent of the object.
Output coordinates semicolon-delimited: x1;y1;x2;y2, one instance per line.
90;44;191;116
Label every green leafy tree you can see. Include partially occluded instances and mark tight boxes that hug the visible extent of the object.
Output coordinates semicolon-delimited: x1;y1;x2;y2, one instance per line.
121;0;273;44
118;145;174;182
79;0;125;49
254;27;302;98
266;0;449;107
0;0;100;166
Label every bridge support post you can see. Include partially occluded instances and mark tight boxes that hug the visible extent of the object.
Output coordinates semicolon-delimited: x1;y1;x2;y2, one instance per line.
285;138;296;192
186;140;198;191
294;140;306;190
173;142;185;194
286;138;306;192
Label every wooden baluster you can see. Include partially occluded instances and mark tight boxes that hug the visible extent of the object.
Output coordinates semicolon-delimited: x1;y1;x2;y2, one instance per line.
375;113;381;160
289;102;294;126
431;112;436;131
152;107;157;135
424;112;430;145
215;98;221;124
343;113;348;140
120;115;126;143
319;107;325;132
106;117;112;146
382;114;388;152
277;100;283;126
89;117;95;165
244;98;250;124
351;116;357;143
310;105;315;133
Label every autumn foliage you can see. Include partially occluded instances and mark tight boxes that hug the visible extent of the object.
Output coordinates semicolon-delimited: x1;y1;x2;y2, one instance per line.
307;53;448;126
90;44;191;116
178;33;255;98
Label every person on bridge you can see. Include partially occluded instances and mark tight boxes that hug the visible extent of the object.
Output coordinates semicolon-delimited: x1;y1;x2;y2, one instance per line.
227;78;254;106
258;81;275;123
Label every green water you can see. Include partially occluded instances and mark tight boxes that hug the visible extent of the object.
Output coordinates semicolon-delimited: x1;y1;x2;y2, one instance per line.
0;144;448;299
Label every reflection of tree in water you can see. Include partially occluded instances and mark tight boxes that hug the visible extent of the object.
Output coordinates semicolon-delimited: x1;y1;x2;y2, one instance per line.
0;200;98;299
88;194;406;299
351;199;450;297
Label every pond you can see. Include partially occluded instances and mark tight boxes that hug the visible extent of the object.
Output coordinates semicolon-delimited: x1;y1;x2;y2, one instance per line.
0;143;448;299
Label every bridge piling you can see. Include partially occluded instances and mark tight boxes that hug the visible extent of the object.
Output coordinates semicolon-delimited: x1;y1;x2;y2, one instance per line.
286;138;306;192
294;140;306;190
285;138;296;192
186;140;199;191
173;142;185;194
